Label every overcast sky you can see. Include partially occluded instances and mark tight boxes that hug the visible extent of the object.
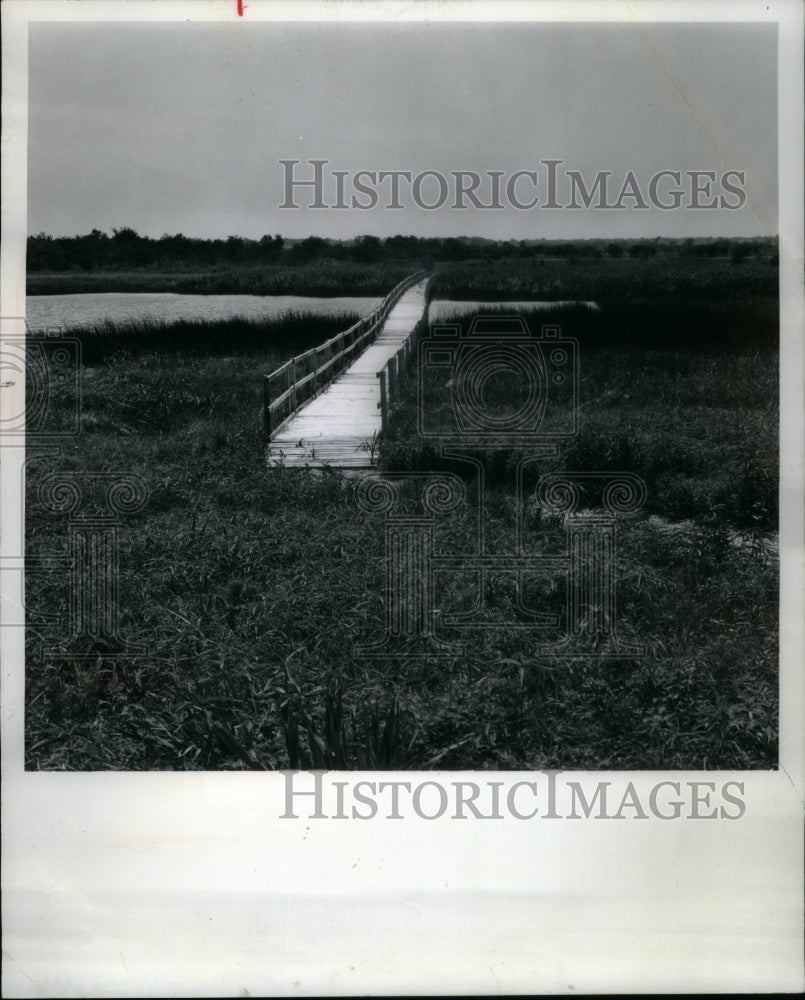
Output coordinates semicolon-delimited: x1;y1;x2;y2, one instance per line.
27;20;777;241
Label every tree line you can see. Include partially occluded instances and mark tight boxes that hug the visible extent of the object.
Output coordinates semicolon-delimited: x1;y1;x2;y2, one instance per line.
27;228;778;272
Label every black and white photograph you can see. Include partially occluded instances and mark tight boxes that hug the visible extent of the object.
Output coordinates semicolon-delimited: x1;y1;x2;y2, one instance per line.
2;0;803;994
19;16;782;773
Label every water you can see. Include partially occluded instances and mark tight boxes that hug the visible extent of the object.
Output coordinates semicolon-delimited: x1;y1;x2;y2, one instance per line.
428;299;599;322
25;292;598;334
25;292;384;331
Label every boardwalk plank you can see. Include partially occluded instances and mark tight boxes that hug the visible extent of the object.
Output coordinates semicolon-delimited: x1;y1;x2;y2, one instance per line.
266;278;429;470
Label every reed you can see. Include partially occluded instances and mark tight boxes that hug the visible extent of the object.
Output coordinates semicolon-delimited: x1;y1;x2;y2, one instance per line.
24;290;778;771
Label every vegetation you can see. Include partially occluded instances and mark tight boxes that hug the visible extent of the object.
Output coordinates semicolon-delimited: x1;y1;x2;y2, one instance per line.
27;260;420;298
382;300;778;531
431;256;778;302
24;253;778;771
69;312;361;365
27;230;777;296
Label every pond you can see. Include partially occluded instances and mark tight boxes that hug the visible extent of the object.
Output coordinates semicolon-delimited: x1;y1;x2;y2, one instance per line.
25;292;384;331
25;292;599;333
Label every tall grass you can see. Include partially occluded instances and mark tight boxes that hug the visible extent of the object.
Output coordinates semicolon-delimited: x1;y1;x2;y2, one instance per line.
29;253;777;301
383;301;778;531
64;311;362;365
28;260;421;297
24;292;778;771
432;256;778;301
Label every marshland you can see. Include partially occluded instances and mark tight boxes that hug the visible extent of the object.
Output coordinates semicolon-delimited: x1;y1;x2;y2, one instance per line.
24;233;779;770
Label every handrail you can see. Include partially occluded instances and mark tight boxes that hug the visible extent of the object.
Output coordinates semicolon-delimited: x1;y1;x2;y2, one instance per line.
376;271;438;431
264;268;427;437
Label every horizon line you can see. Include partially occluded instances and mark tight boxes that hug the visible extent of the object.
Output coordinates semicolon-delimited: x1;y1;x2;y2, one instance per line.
26;230;780;243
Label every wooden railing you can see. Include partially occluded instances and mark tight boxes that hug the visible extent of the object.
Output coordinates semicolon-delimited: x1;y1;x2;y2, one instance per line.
264;269;427;437
376;272;437;431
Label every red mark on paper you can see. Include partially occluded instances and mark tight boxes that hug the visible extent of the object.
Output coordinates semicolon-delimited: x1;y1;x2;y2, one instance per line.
237;0;245;15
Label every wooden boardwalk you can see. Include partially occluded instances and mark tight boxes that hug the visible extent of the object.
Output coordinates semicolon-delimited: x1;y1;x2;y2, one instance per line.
266;277;429;470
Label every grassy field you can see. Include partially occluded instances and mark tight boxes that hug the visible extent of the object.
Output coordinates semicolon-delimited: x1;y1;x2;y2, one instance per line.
58;312;360;365
28;253;777;300
382;300;778;530
431;255;778;301
24;264;779;771
27;260;421;297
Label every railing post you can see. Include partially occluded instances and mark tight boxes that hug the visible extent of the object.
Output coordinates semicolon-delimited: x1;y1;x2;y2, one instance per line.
289;359;297;412
389;355;397;399
263;376;271;437
378;370;388;430
263;268;430;438
317;346;326;388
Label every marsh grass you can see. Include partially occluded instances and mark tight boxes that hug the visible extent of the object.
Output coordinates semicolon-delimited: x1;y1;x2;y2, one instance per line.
24;297;778;771
431;256;778;302
384;302;778;531
28;260;420;298
73;311;362;364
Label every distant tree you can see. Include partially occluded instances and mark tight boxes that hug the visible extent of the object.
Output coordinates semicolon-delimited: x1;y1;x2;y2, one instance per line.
352;234;382;262
288;235;329;263
706;239;730;258
74;228;110;270
27;232;56;271
111;226;155;267
225;235;246;262
606;242;623;258
383;234;419;259
730;243;750;265
260;234;285;258
628;243;656;259
112;226;141;243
